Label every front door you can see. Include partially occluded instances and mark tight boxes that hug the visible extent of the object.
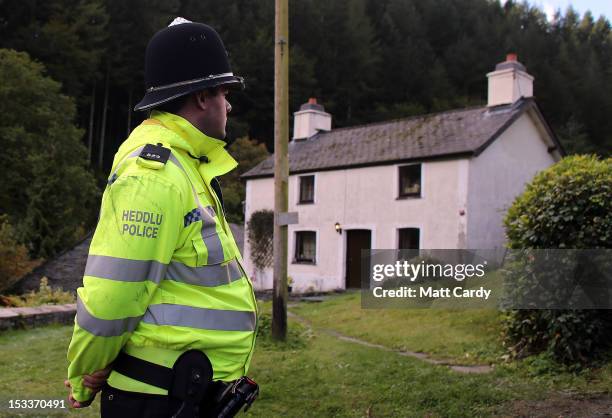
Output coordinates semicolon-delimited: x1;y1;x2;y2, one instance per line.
345;229;371;289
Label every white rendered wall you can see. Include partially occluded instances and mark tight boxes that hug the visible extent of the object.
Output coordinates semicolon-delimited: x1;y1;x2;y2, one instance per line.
466;112;559;250
243;158;468;292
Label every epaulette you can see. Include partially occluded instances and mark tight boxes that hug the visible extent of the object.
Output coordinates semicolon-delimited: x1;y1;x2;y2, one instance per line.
137;143;171;170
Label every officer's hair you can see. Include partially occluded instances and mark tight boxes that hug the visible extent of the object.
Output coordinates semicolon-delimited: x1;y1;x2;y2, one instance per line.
154;87;222;115
154;95;189;115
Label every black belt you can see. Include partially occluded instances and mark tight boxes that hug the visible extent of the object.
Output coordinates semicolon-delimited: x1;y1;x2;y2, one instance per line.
113;351;228;395
114;351;175;390
112;351;257;418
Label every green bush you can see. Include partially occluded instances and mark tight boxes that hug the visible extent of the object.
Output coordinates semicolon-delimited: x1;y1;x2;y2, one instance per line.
502;155;612;366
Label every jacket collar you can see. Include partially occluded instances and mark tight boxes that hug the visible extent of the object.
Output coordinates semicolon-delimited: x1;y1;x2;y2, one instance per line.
150;110;237;181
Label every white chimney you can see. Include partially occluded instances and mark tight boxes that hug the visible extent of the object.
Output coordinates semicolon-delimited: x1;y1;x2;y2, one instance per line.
293;98;331;140
487;53;534;107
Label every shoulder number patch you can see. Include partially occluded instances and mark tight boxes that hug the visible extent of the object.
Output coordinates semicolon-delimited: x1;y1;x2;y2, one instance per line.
139;143;170;164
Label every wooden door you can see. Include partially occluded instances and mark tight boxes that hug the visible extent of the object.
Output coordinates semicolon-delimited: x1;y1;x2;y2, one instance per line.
345;229;371;288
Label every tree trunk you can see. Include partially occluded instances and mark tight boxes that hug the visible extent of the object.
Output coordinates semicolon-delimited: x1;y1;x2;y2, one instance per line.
87;83;96;164
126;87;133;137
98;65;110;169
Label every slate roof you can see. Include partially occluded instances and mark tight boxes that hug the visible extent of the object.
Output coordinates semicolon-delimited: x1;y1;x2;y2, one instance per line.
7;235;92;295
242;98;561;179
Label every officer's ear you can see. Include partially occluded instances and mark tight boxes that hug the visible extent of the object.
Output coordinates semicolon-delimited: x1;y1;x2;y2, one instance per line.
195;88;220;111
194;91;209;111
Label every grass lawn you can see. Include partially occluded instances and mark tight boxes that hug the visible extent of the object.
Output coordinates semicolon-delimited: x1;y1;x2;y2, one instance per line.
288;292;612;395
291;291;504;365
0;326;100;418
0;294;610;417
0;324;533;418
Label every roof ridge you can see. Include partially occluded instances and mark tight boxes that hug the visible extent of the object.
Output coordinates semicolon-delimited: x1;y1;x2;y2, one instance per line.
243;99;532;179
318;103;489;135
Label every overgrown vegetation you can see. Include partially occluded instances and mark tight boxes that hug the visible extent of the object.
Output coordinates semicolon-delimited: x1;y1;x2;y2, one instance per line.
247;210;274;272
0;215;38;293
0;277;75;307
502;155;612;366
255;312;311;351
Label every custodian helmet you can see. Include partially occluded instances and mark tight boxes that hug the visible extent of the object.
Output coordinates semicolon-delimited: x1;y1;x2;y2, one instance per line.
134;18;244;111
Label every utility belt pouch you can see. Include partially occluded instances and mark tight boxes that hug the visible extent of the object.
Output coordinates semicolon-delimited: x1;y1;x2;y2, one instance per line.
170;350;213;418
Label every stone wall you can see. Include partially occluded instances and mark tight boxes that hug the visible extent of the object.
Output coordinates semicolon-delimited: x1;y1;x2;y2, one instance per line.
0;304;75;331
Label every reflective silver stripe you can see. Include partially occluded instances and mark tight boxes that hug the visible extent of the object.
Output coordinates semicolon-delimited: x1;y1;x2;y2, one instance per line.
143;304;256;332
204;206;216;218
146;72;235;92
199;206;225;264
168;154;226;264
85;255;168;284
168;153;184;171
166;259;243;286
76;296;142;337
107;147;145;184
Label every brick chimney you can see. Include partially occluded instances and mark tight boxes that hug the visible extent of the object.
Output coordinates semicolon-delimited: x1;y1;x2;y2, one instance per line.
487;53;534;107
293;98;331;140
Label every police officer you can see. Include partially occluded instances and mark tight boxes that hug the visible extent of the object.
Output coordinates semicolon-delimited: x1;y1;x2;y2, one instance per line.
65;18;258;417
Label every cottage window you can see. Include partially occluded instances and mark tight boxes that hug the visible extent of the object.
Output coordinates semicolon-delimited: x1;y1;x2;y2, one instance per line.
299;175;315;203
398;164;421;198
294;231;316;263
398;228;420;249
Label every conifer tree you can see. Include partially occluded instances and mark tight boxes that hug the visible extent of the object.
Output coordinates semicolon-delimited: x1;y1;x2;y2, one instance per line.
0;49;99;257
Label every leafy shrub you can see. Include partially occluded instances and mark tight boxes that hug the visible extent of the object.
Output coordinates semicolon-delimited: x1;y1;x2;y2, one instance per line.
247;210;274;271
1;277;74;307
502;155;612;366
0;215;37;293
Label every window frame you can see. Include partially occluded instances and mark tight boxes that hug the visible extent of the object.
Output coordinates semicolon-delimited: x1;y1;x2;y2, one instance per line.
397;227;421;250
397;164;422;199
298;174;316;204
293;230;317;264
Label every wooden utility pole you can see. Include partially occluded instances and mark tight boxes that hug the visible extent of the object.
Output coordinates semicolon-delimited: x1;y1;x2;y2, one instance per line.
272;0;289;340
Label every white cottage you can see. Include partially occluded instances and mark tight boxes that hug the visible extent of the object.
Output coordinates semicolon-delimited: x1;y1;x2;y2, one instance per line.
241;54;565;292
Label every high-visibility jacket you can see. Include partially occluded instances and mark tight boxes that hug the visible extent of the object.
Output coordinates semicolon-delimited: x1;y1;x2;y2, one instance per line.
66;111;258;403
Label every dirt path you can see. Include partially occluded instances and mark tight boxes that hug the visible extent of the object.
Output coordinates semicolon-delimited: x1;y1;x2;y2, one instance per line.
286;310;493;374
